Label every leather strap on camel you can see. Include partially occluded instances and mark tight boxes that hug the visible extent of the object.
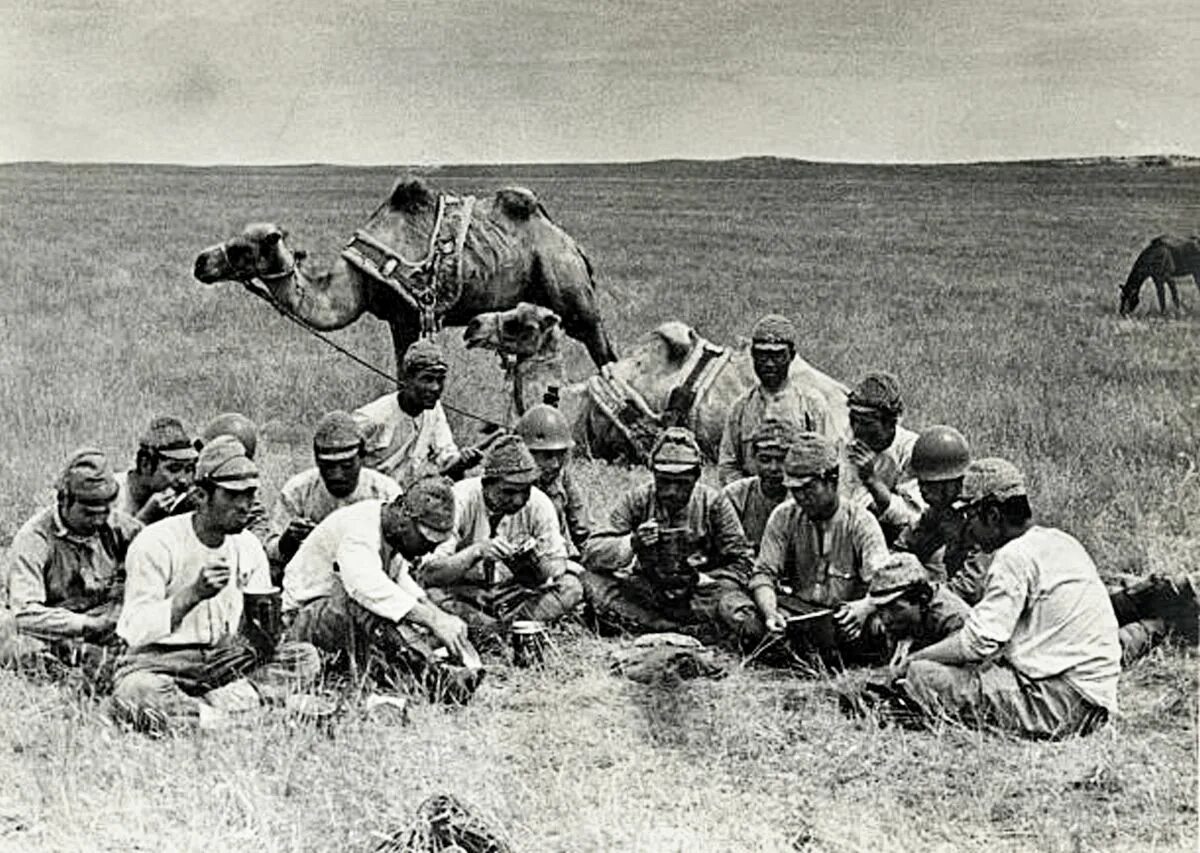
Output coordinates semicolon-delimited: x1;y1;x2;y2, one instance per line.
586;337;731;463
341;194;477;337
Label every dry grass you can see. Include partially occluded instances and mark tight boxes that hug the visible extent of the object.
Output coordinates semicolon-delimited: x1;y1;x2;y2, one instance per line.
0;160;1197;852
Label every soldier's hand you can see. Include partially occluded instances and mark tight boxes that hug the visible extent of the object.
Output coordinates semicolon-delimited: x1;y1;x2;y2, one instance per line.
82;613;118;642
428;609;471;662
477;538;515;562
457;446;484;469
280;518;316;555
634;520;660;550
835;597;874;641
764;610;788;633
847;441;877;478
138;489;180;523
193;562;231;600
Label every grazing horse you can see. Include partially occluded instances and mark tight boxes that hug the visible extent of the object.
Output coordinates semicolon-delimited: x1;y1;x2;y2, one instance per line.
1119;235;1200;316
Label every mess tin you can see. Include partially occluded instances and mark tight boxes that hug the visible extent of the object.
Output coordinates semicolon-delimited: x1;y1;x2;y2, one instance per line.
511;619;549;668
240;585;283;659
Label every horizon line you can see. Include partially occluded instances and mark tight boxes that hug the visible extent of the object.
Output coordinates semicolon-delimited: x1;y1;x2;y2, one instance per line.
2;152;1198;170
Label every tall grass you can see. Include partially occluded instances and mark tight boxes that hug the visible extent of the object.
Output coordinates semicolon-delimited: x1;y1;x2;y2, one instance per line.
0;161;1196;851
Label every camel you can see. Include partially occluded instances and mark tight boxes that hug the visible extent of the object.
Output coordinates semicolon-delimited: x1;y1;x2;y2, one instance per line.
1119;235;1200;316
462;302;564;417
464;310;851;462
192;177;617;373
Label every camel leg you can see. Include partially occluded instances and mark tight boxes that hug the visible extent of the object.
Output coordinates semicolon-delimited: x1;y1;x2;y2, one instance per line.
1168;279;1182;315
1154;278;1168;315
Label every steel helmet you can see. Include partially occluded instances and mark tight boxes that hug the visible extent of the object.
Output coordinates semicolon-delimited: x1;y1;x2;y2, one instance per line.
910;425;970;482
515;404;574;451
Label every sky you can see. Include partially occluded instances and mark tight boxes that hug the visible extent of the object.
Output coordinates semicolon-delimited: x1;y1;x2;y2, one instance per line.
2;0;1197;165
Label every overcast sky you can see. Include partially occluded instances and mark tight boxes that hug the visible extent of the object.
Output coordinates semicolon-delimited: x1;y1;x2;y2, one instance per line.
2;0;1197;165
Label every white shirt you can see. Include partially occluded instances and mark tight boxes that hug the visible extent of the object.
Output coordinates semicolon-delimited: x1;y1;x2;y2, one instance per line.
353;393;458;485
961;526;1121;712
282;500;426;623
118;513;271;650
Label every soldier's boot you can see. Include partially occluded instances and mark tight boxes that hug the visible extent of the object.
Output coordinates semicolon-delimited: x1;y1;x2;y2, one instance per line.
1111;574;1200;646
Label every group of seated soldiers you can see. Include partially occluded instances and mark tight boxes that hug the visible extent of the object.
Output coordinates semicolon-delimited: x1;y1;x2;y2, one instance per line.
2;317;1196;741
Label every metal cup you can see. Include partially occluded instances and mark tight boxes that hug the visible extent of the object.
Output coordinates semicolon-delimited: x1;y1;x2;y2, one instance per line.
510;619;548;668
240;586;283;660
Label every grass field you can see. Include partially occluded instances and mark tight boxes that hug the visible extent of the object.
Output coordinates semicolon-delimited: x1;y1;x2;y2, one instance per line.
0;159;1197;852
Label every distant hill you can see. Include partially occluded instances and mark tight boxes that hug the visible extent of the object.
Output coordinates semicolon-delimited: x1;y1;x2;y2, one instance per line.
2;154;1197;179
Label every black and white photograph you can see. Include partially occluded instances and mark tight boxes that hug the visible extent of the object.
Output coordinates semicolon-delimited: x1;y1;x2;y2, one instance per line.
1;1;1197;850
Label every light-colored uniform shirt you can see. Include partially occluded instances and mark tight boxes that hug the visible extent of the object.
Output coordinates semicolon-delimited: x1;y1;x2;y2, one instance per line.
841;425;924;532
718;381;834;485
353;393;458;485
722;476;785;552
4;505;142;640
282;500;426;623
431;477;568;582
118;514;270;650
959;526;1121;713
265;467;401;564
750;498;889;607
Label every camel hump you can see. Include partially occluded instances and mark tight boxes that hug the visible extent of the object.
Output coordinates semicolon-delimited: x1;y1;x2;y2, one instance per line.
389;176;435;214
495;187;541;221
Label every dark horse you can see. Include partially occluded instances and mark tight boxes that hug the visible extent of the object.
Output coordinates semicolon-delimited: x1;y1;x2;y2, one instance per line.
1119;235;1200;316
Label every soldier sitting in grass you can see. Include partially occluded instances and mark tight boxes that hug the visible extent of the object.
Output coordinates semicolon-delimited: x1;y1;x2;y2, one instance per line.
114;415;199;525
1;448;142;691
112;437;320;733
514;403;595;558
887;458;1121;739
582;427;762;646
198;412;272;545
748;432;890;663
722;418;797;552
841;372;922;544
281;477;480;703
265;410;400;583
718;314;833;487
419;435;584;641
353;339;482;486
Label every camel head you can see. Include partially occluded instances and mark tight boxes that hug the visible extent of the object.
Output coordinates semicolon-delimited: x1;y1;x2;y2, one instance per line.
463;303;561;361
193;223;299;285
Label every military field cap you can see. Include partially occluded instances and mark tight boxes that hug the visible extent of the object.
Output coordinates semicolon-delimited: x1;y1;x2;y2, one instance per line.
201;413;258;460
783;432;839;486
484;434;540;484
750;314;796;350
312;410;363;461
139;415;199;461
59;447;119;502
650;426;703;473
952;457;1027;510
869;553;931;604
751;418;798;453
848;372;904;417
195;435;259;491
401;338;449;376
399;476;457;543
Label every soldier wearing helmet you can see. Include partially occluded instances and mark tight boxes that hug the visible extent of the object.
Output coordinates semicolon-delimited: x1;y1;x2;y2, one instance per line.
717;314;834;486
894;425;990;604
265;411;402;582
582;427;761;645
842;372;923;543
514;404;594;557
